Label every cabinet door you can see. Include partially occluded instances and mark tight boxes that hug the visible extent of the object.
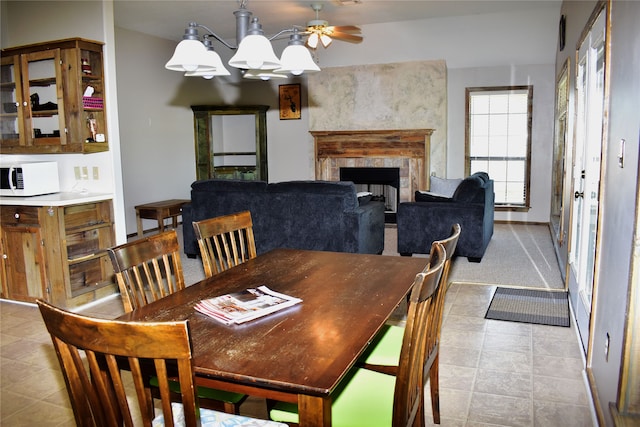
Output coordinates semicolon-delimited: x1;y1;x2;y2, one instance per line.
0;225;48;303
0;54;27;147
22;49;67;148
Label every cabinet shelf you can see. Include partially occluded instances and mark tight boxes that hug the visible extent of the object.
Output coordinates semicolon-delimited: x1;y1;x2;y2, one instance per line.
66;221;110;234
67;250;108;266
32;109;58;117
71;279;114;297
29;77;56;87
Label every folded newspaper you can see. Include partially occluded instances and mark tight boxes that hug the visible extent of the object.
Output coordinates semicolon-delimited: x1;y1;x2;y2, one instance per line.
194;285;302;325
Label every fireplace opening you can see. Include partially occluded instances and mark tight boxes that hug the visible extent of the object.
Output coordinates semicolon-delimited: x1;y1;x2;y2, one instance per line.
340;167;400;223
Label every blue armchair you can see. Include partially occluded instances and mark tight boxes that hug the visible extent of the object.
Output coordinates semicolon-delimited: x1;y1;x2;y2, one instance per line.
396;172;494;262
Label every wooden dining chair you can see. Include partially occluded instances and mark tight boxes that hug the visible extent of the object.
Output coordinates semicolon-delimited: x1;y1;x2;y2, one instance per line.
107;230;186;313
107;229;246;414
37;300;286;427
358;223;462;423
192;210;257;278
269;243;446;427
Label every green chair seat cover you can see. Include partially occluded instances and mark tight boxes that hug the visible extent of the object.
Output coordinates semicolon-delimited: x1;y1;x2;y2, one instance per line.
269;367;395;426
360;324;403;366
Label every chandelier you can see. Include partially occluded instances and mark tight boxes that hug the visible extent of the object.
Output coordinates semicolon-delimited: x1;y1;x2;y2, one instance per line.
165;0;320;80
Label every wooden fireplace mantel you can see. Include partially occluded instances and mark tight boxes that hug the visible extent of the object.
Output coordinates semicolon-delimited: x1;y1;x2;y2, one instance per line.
311;129;434;202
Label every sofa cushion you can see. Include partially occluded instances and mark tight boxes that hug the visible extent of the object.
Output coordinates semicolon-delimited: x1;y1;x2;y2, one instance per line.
453;175;485;203
415;191;453;203
357;191;373;205
267;180;359;210
429;175;463;197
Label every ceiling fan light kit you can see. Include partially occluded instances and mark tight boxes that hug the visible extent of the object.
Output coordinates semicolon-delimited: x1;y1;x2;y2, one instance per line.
305;3;362;50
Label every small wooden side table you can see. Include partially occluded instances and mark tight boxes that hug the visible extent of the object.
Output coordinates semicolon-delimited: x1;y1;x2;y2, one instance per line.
135;199;190;237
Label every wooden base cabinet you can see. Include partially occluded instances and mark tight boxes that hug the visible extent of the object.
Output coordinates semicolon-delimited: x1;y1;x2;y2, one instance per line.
0;200;116;308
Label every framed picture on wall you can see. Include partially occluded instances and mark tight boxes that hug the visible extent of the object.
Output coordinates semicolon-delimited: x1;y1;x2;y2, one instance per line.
279;84;301;120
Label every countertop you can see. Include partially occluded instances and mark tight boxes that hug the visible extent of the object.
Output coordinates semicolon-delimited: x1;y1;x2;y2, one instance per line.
0;192;113;206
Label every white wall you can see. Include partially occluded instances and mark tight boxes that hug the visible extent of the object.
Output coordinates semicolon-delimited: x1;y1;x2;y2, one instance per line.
448;65;556;223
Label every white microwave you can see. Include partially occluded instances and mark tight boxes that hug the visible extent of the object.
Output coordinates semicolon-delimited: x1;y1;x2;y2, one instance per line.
0;161;60;196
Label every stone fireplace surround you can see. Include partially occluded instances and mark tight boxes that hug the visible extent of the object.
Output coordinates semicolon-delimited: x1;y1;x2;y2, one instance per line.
311;129;434;204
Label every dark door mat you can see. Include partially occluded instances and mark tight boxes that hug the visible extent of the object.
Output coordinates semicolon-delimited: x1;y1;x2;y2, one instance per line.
485;287;570;327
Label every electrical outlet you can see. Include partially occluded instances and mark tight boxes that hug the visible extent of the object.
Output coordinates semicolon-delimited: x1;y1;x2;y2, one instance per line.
74;166;81;180
82;166;88;180
92;166;99;180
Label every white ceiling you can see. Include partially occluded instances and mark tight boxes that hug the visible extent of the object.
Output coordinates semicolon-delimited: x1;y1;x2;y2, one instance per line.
114;0;561;44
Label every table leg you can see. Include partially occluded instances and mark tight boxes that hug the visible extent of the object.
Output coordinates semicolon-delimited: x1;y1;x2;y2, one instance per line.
157;216;165;233
136;210;143;237
298;394;331;427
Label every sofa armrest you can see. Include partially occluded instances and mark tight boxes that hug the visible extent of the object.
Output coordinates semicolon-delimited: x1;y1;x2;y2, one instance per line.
349;201;385;254
181;203;198;257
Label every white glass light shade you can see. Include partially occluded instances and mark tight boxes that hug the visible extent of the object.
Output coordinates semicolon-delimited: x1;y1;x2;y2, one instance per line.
184;50;230;78
307;33;319;49
275;45;320;75
165;39;215;72
229;35;281;70
320;34;332;48
243;69;288;80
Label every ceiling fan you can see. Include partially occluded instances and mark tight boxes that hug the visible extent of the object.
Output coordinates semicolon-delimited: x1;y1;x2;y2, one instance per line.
304;3;363;49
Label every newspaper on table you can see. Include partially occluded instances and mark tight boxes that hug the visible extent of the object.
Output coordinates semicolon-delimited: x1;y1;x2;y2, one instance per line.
194;285;302;325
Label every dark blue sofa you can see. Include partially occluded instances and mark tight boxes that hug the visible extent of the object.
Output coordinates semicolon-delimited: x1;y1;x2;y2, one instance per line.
396;172;494;262
182;179;386;258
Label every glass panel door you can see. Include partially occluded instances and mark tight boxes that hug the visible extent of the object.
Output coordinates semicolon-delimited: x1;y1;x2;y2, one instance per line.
24;49;66;146
0;55;24;147
569;8;606;349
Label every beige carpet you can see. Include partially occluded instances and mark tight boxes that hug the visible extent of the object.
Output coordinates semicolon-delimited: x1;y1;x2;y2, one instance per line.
177;223;564;290
448;223;565;290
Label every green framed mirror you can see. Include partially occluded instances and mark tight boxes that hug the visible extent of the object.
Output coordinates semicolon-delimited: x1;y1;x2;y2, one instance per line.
191;105;269;181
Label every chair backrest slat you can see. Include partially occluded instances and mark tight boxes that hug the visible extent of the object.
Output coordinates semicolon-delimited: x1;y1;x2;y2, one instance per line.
37;299;199;427
108;230;186;313
193;211;257;277
428;223;461;363
393;242;445;427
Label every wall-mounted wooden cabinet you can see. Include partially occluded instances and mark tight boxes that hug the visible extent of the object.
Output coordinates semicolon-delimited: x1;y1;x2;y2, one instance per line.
0;38;108;154
0;199;116;308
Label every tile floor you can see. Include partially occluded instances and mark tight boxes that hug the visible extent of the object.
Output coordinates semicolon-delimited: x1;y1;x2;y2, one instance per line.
0;278;595;426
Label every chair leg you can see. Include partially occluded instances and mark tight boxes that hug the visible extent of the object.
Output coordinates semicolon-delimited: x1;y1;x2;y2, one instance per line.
223;401;240;415
429;355;441;424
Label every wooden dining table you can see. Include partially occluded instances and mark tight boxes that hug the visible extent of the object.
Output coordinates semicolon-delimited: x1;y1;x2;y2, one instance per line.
119;248;428;427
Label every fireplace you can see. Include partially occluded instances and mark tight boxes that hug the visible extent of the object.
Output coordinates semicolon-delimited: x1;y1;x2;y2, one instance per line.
340;167;400;223
312;129;434;208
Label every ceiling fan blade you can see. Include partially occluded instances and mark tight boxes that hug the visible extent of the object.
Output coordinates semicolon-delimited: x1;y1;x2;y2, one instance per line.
328;25;361;33
330;32;363;43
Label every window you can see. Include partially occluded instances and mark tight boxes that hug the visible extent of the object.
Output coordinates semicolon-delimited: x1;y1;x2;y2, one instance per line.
465;86;533;209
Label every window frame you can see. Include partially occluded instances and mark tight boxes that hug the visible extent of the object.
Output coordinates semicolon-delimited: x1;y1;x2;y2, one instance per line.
464;85;533;211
